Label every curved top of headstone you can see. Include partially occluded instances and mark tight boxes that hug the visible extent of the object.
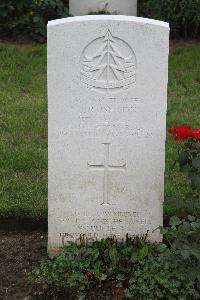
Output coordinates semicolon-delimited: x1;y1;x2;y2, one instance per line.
48;15;169;29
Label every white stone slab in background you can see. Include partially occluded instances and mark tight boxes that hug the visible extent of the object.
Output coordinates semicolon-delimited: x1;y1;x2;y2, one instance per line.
48;15;169;254
69;0;137;16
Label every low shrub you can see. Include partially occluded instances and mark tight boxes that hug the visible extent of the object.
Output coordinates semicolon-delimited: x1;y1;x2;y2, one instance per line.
138;0;200;38
166;126;200;215
0;0;70;42
31;216;200;299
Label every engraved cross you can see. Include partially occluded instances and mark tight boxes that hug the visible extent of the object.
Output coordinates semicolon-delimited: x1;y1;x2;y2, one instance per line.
87;143;126;206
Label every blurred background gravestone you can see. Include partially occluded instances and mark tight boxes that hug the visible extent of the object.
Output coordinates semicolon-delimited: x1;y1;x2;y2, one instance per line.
69;0;137;16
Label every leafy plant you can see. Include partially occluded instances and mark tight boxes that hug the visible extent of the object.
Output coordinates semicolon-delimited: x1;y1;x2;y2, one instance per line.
30;236;156;299
0;0;70;42
31;216;200;299
177;138;200;191
166;126;200;214
138;0;200;38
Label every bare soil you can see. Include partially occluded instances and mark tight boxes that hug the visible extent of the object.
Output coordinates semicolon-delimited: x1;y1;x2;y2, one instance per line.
0;230;48;300
0;230;114;300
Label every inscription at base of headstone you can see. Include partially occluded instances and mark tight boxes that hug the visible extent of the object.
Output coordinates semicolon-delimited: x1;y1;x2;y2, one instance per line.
48;15;169;254
69;0;137;16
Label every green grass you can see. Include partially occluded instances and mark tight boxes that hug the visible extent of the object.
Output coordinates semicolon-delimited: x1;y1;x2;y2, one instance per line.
0;45;47;218
0;43;199;219
165;45;200;215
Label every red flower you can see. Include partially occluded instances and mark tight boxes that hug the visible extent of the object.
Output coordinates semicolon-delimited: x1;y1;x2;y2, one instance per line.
168;126;200;141
190;128;200;140
113;287;121;296
168;125;192;141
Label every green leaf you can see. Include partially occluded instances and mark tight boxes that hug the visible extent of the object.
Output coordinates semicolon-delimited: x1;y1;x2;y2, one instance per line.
164;197;173;204
191;221;200;230
78;295;86;300
157;243;168;253
100;273;107;281
191;174;200;189
190;249;200;260
33;16;40;23
178;151;188;166
180;165;190;173
130;250;139;262
50;0;57;8
139;245;149;259
192;157;200;169
169;216;182;226
159;227;168;234
93;260;101;273
109;247;118;262
92;249;99;260
116;273;126;281
176;198;184;209
188;215;195;222
180;249;190;259
178;221;191;233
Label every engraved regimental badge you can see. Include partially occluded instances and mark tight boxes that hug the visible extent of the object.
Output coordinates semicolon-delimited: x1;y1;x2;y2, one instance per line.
80;30;136;93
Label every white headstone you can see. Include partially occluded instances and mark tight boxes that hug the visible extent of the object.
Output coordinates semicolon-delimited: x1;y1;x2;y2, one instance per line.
48;15;169;254
69;0;137;16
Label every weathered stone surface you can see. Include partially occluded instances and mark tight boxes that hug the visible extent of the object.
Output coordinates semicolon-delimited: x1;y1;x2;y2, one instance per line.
69;0;137;16
48;15;169;253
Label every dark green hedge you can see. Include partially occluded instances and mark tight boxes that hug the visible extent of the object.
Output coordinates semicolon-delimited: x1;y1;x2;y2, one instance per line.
0;0;70;42
0;0;199;42
138;0;200;39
